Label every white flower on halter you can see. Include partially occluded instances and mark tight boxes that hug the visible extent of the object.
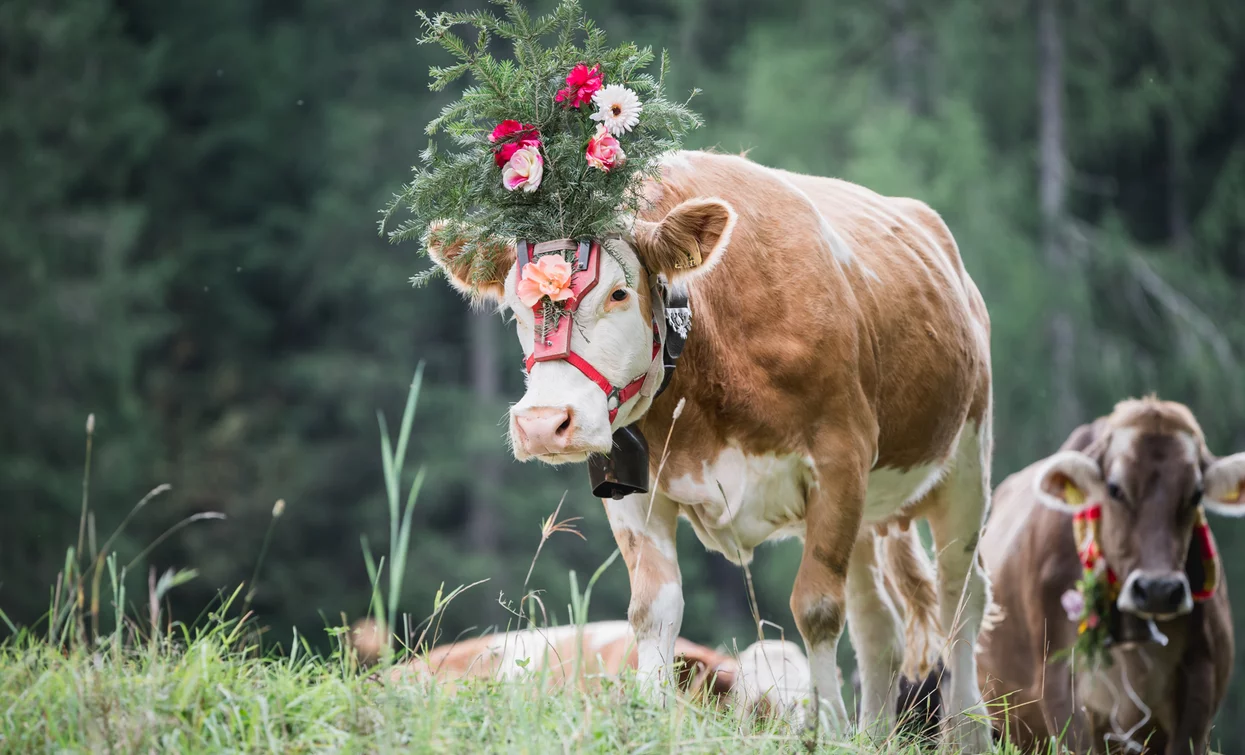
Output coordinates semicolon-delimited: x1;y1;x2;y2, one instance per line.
590;85;642;136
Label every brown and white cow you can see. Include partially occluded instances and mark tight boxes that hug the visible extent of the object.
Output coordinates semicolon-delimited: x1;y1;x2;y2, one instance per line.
373;620;811;721
427;150;994;747
977;398;1245;753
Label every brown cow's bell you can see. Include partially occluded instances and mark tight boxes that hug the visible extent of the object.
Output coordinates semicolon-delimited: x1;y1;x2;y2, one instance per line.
588;426;650;500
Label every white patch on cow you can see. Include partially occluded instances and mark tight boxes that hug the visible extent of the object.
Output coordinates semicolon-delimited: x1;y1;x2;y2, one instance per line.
862;461;947;524
487;624;585;678
636;582;684;681
733;640;810;726
660;150;694;172
584;620;636;651
602;494;679;564
806;642;851;734
932;421;994;751
662;445;813;564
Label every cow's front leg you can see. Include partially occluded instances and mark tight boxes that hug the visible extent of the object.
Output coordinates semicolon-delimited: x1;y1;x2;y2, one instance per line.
604;492;682;690
792;451;868;738
1167;654;1216;755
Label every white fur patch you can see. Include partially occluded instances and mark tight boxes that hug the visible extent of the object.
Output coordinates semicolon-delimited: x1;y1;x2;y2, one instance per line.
862;461;946;523
733;640;810;726
663;446;814;563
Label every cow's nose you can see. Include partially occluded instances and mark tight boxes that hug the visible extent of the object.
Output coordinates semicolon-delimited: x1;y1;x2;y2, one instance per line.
1129;573;1191;616
513;406;575;455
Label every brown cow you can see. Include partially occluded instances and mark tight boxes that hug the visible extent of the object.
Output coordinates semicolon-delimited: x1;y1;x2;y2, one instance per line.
427;150;993;748
976;398;1245;753
373;620;811;721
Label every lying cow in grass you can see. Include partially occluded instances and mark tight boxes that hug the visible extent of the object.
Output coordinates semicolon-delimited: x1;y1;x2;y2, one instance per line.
427;150;994;747
368;620;810;721
977;398;1244;753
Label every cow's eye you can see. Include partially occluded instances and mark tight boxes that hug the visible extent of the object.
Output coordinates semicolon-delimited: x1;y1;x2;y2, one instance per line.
610;289;628;302
1190;485;1204;509
1107;482;1124;501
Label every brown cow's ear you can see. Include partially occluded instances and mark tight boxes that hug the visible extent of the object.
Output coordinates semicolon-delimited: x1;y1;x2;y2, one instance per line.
425;221;515;305
1034;450;1105;514
631;198;736;283
1203;452;1245;517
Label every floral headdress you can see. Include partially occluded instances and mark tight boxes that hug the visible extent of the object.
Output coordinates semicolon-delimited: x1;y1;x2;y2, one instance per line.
381;0;702;293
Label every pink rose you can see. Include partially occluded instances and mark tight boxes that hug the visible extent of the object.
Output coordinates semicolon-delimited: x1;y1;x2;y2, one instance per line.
489;120;541;168
1085;613;1099;630
516;255;575;308
555;64;602;109
585;123;626;172
502;145;543;193
1060;589;1084;621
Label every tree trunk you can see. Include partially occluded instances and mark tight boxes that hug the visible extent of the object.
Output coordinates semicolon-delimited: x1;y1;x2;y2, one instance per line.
1038;0;1081;436
466;310;501;551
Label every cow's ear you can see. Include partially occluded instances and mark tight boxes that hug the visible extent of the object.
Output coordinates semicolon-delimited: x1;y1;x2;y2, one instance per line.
631;198;736;283
1035;450;1105;514
1203;453;1245;517
425;221;515;305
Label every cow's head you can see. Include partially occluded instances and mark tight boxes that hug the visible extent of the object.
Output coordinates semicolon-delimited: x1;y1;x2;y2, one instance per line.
427;198;735;464
1034;398;1245;620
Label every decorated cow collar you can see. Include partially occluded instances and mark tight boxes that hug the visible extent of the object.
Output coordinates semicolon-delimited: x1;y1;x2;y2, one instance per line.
516;237;692;500
1057;490;1219;668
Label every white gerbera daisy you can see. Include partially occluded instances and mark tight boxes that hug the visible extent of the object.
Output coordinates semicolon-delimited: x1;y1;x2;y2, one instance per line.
590;85;642;136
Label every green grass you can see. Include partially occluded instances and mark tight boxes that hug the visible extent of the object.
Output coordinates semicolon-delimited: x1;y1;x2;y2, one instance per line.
0;629;980;755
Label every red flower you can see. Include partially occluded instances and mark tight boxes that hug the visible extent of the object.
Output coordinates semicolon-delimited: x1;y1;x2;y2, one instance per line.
488;120;541;168
555;63;602;109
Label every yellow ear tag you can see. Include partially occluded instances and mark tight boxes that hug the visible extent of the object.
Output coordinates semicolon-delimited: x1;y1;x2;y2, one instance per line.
1228;483;1242;504
1063;481;1084;506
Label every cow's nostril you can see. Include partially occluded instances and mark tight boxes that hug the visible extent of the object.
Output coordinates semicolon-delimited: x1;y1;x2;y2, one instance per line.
555;412;573;437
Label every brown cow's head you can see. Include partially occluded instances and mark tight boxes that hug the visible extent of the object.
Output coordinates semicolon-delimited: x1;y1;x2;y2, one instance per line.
427;198;735;464
1034;398;1245;620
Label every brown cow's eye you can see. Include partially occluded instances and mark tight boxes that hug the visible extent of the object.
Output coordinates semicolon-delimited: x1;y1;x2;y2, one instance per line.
611;289;628;302
1190;486;1204;508
1107;482;1124;501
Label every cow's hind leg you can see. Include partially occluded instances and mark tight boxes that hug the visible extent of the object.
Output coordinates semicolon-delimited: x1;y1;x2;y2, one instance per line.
792;450;870;739
845;530;904;739
927;419;993;751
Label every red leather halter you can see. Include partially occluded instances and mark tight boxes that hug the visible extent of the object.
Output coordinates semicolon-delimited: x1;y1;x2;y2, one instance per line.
519;238;660;423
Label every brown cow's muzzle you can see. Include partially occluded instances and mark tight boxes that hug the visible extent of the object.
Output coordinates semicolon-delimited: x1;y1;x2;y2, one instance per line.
1117;570;1193;619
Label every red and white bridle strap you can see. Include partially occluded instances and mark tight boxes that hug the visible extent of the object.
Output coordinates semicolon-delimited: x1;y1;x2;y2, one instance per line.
524;323;661;423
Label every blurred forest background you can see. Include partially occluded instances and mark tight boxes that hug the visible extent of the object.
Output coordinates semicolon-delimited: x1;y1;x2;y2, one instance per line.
3;0;1245;738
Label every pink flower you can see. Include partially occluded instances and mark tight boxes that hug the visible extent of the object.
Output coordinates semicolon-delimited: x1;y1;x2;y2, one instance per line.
1085;613;1100;630
555;64;602;109
502;145;543;193
585;123;626;172
516;255;576;307
1060;589;1084;621
489;120;541;168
